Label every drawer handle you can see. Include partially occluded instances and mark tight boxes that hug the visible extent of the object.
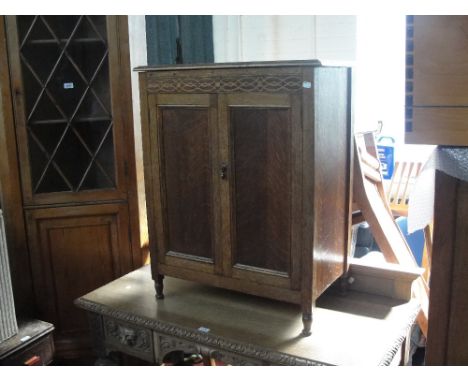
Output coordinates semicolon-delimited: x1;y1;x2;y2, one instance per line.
24;355;42;366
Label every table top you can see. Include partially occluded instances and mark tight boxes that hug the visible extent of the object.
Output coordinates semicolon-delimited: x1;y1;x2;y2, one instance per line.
75;265;419;366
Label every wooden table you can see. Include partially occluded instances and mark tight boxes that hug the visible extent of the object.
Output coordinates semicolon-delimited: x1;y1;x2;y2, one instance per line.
0;319;54;365
75;265;419;366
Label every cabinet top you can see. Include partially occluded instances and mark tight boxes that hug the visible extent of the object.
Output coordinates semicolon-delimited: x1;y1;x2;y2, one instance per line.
134;59;322;72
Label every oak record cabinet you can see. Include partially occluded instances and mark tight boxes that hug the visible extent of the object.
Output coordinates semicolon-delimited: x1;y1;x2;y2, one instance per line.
1;16;141;356
137;61;352;335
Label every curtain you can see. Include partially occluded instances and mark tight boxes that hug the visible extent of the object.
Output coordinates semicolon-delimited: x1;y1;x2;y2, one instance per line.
145;16;214;65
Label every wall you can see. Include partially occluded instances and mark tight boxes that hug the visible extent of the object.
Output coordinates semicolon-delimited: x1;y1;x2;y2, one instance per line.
128;16;149;263
129;15;433;215
213;15;433;164
355;15;433;164
213;15;356;64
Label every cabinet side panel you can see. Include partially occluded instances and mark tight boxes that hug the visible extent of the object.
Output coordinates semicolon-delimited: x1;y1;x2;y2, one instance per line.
425;171;458;365
312;67;350;297
407;16;468;146
445;178;468;364
413;16;468;106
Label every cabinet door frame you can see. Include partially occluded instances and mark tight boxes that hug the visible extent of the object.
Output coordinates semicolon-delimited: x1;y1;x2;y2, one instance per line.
5;16;130;206
147;93;222;275
218;92;302;290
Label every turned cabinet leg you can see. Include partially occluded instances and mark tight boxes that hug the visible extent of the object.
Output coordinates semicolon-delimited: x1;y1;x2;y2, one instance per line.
155;274;165;300
302;313;312;336
339;271;351;295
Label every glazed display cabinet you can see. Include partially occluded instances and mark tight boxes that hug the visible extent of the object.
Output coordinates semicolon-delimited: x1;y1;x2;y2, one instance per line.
1;16;141;357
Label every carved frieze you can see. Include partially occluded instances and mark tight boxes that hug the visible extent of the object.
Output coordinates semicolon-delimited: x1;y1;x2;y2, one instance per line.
76;297;419;366
146;74;304;94
210;350;264;366
158;334;200;358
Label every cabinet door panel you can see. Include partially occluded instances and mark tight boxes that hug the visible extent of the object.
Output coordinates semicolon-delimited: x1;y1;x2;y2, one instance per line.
162;108;213;259
232;107;291;273
25;203;133;351
148;94;220;273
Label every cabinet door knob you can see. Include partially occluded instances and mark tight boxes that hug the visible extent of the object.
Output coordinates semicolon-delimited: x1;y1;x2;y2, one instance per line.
220;164;228;180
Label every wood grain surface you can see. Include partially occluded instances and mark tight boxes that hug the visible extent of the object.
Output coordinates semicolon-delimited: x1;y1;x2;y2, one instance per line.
232;107;291;273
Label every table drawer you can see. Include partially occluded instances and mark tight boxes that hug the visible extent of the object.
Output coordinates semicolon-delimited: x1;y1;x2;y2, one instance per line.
1;334;54;366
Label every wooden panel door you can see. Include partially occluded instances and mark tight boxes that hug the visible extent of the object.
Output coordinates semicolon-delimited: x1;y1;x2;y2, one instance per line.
219;93;302;289
146;93;221;275
25;203;133;356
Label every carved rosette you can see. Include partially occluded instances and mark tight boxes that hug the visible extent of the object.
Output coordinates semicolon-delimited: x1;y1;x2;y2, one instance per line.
146;74;304;94
104;318;151;354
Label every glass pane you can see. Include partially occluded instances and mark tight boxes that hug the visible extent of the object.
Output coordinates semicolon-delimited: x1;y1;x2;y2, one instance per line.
232;107;292;273
22;17;54;41
161;107;213;260
90;60;111;113
35;165;71;194
17;15;115;195
67;38;107;80
80;123;115;190
29;93;64;122
29;121;66;154
17;16;35;43
47;56;87;117
87;16;107;41
54;130;91;188
75;91;110;119
27;133;54;191
21;43;61;84
42;16;80;40
94;126;115;185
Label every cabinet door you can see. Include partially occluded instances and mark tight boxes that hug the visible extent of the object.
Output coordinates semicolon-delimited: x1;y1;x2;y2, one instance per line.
146;94;221;274
219;93;302;289
6;16;130;205
25;203;133;355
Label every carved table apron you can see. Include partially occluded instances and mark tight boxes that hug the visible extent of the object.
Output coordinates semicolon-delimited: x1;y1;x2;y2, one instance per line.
75;265;420;366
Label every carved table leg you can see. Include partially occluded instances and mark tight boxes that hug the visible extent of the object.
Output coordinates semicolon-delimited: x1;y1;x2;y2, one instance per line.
87;312;120;365
95;354;120;366
302;313;312;336
155;274;165;300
